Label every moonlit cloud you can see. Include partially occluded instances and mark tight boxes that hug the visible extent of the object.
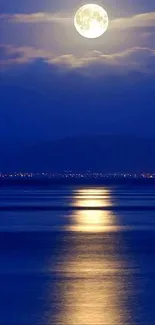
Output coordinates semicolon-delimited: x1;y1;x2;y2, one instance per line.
1;45;155;76
0;45;52;66
51;47;155;75
0;12;71;24
1;9;155;58
110;12;155;30
1;11;155;31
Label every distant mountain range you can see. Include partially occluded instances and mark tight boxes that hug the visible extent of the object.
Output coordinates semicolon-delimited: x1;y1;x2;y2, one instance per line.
1;135;155;172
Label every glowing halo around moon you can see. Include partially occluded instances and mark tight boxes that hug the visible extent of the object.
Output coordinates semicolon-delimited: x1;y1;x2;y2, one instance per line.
74;4;109;39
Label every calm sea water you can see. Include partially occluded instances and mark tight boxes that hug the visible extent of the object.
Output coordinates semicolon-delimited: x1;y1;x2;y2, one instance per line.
1;185;155;325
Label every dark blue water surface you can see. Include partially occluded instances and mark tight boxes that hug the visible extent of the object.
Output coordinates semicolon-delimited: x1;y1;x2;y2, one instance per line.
1;185;155;325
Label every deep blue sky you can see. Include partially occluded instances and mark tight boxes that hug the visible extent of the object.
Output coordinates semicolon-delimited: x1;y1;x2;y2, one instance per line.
1;0;155;145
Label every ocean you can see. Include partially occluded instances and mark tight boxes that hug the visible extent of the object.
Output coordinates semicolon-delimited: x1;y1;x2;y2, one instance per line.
1;185;155;325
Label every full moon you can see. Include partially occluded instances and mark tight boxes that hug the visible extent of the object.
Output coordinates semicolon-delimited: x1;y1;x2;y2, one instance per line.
74;4;109;39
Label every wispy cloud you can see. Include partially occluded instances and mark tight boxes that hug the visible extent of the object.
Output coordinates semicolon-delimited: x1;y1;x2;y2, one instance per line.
50;47;155;75
0;12;71;24
0;45;53;66
1;45;155;75
1;10;155;30
110;12;155;30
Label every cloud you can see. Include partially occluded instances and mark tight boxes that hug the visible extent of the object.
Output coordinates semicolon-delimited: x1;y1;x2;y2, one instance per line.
1;10;155;31
0;45;53;65
0;12;71;24
1;45;155;76
51;47;155;76
110;12;155;30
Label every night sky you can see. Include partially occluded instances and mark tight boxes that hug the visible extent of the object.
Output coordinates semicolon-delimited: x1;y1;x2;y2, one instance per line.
1;0;155;146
